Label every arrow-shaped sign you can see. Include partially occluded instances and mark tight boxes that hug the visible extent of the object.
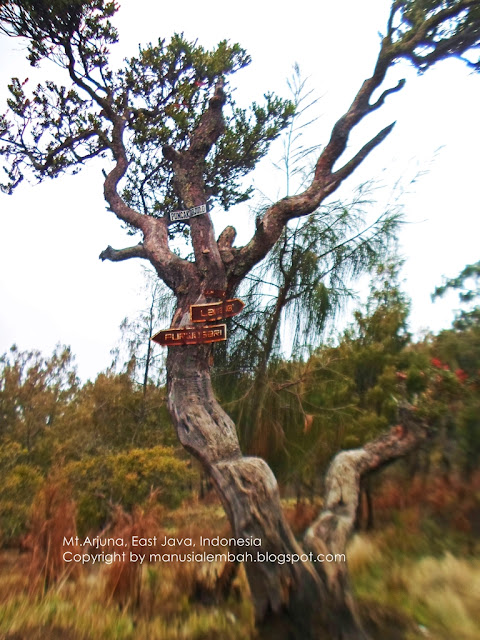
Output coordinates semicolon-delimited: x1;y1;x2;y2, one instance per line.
190;299;245;323
151;324;227;347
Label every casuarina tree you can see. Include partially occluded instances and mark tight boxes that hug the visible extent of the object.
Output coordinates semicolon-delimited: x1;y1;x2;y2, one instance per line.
1;1;480;637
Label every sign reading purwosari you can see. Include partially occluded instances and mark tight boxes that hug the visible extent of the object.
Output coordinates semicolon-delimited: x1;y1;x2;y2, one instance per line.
151;324;227;346
170;203;207;222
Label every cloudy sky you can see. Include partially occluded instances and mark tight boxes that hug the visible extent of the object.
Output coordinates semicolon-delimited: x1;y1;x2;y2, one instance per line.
1;0;479;381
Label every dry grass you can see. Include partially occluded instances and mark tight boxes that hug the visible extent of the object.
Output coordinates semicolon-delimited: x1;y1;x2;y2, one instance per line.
392;553;480;640
23;479;78;594
103;501;164;610
346;534;382;575
349;531;480;640
0;492;256;639
2;476;479;639
0;552;255;640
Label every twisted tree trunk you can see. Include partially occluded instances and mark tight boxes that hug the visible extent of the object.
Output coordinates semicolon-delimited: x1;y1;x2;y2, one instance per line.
158;79;429;634
167;343;428;639
167;343;330;639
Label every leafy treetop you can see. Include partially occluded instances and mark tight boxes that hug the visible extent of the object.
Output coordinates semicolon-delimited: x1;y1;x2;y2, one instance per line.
1;0;480;296
0;0;293;219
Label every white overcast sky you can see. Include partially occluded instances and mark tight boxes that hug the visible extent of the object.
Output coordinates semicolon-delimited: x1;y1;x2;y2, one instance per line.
1;0;479;382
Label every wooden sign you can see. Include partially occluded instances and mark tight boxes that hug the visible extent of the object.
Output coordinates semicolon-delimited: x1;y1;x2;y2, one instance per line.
170;203;207;222
191;299;245;323
204;289;226;298
151;324;227;346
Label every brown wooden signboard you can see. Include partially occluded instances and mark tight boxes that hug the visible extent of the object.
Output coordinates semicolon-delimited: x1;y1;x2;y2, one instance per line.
151;324;227;346
190;299;245;323
204;289;226;299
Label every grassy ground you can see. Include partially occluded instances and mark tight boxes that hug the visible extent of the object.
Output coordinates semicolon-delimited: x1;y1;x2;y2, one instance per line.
0;501;256;640
350;523;480;640
1;487;479;640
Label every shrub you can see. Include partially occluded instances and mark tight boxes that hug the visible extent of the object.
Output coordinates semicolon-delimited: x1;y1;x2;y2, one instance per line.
65;446;195;532
0;463;43;545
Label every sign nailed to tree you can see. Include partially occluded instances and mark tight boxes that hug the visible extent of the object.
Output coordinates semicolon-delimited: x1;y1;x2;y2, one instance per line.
170;203;208;222
151;324;227;346
191;298;245;323
151;298;243;346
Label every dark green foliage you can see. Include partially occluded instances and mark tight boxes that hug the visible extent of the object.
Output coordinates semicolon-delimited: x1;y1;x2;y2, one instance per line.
0;0;118;66
0;343;187;540
214;264;415;481
0;344;78;462
55;370;175;455
429;322;480;475
0;2;294;225
0;342;176;461
64;446;195;533
0;441;43;543
0;463;43;543
388;1;480;72
122;37;293;218
434;260;480;303
434;259;480;329
213;200;402;455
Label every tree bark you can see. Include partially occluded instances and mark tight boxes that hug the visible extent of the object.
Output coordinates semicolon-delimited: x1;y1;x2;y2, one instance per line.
303;412;429;638
167;343;332;639
167;343;429;639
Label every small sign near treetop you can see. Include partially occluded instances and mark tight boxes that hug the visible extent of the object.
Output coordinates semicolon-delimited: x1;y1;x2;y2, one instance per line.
170;203;208;222
190;298;245;323
151;324;227;346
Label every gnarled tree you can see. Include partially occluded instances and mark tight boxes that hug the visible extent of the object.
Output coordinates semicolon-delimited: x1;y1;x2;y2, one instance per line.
1;1;479;637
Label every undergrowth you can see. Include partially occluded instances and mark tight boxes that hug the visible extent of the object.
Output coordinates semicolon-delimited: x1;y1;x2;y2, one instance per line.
1;476;479;640
349;513;480;640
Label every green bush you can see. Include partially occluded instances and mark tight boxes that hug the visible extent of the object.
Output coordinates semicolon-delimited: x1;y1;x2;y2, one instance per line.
65;446;196;533
0;462;43;544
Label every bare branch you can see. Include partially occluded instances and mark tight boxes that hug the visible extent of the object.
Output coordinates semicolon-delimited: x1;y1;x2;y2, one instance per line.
229;0;480;288
99;243;147;262
331;122;396;187
369;79;405;111
103;117;149;232
189;79;226;158
162;80;228;293
304;406;430;559
228;40;400;287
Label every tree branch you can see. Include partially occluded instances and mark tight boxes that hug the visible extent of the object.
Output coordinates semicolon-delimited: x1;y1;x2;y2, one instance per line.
331;122;396;186
162;80;228;294
296;404;430;632
103;117;149;232
391;0;480;67
99;243;147;262
228;38;400;287
369;78;405;111
228;0;480;288
304;405;430;560
189;79;226;158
